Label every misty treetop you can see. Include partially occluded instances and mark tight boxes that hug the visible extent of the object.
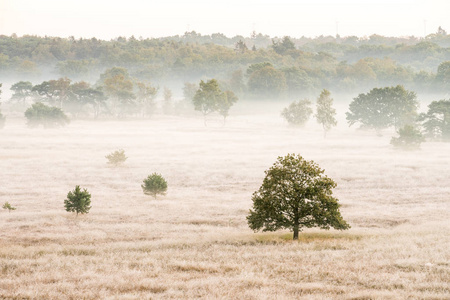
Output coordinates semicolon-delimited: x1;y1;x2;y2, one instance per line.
346;85;419;132
420;99;450;141
281;99;313;127
24;102;70;128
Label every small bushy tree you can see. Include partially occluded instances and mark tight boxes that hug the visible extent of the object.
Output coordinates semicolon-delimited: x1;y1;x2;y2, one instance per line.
391;125;424;150
64;185;91;216
281;99;313;126
142;173;168;199
106;149;127;166
24;102;70;128
247;154;350;240
2;202;16;212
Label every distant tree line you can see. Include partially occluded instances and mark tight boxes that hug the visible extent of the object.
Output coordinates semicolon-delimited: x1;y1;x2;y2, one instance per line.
0;29;449;96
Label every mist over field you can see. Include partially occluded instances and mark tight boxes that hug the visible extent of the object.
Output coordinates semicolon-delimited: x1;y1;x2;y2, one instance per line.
1;3;450;297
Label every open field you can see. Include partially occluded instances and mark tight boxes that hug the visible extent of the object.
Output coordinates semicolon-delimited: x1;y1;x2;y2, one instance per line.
1;104;449;299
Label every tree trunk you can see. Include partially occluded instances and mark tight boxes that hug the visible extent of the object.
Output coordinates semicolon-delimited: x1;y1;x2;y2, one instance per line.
293;225;299;240
293;214;299;240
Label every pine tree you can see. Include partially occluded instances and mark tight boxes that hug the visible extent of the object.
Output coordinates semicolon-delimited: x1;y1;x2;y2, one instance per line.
64;186;91;216
141;173;168;199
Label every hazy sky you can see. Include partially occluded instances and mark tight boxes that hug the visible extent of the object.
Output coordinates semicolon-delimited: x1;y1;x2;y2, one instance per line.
0;0;449;39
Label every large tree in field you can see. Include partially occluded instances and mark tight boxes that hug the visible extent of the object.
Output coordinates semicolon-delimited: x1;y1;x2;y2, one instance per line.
346;85;418;132
315;89;337;137
247;154;350;240
420;99;450;141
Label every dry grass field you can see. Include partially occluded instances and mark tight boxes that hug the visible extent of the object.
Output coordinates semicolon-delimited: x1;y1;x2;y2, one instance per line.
1;103;449;299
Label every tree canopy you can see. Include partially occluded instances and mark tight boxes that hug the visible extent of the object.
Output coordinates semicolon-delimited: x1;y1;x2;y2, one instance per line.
24;102;70;128
192;79;238;122
420;99;450;141
315;89;337;136
346;85;419;132
281;99;313;126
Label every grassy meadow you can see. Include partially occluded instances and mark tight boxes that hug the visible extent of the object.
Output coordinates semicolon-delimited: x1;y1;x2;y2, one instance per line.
0;103;449;299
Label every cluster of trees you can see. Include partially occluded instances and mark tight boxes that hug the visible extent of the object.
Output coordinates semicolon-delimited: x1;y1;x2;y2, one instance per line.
8;68;161;119
280;85;449;149
346;85;450;148
281;89;337;137
3;71;240;126
0;30;449;96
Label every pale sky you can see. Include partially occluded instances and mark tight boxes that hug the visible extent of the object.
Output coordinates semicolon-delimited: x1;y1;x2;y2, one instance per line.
0;0;449;39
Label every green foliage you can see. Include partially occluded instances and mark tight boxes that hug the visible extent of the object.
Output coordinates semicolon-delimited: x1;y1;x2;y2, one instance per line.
24;102;70;128
193;79;238;122
247;154;350;240
106;149;127;166
247;64;287;98
281;99;313;126
315;89;337;136
100;67;136;117
68;82;107;118
420;99;450;141
193;79;222;116
0;34;449;95
31;78;72;108
390;125;425;150
64;185;91;216
346;85;418;132
436;61;450;88
183;82;198;102
136;81;158;117
141;173;168;199
218;90;238;120
2;202;16;212
10;81;33;102
272;36;296;55
163;87;173;115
